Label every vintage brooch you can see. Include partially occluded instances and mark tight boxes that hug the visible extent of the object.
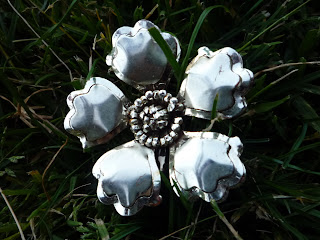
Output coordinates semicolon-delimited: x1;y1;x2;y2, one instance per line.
64;20;253;216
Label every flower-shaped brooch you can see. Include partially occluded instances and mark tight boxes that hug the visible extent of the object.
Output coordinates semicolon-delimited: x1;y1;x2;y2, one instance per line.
64;20;253;216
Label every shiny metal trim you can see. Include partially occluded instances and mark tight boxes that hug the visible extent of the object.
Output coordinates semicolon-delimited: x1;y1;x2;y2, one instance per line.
179;47;253;119
64;77;130;148
169;131;245;202
106;19;181;91
92;141;161;216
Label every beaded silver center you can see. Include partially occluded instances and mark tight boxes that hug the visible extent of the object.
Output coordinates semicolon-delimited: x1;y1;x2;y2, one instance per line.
128;90;185;148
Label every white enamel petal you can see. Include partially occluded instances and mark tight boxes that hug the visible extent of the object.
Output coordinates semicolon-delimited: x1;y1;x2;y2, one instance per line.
106;19;181;91
179;47;254;119
92;141;161;216
169;132;245;202
64;77;129;148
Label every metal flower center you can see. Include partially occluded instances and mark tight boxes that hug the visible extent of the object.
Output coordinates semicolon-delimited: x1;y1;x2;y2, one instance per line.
128;90;185;147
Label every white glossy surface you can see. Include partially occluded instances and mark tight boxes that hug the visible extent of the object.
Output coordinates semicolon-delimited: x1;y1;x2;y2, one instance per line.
170;131;245;202
106;20;181;91
179;47;253;119
64;77;129;148
92;141;161;216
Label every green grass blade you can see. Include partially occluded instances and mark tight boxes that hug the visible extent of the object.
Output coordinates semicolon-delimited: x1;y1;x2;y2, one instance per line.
168;6;197;17
265;203;308;240
211;94;219;120
177;5;230;89
35;73;58;85
210;200;243;240
279;141;320;160
94;218;110;240
41;0;80;41
86;58;100;80
283;123;308;168
241;0;264;20
238;0;312;52
292;96;320;133
253;95;290;113
148;27;181;79
109;225;141;240
259;155;320;176
300;84;320;95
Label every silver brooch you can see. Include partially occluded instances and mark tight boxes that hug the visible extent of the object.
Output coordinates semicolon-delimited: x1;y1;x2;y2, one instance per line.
64;20;253;216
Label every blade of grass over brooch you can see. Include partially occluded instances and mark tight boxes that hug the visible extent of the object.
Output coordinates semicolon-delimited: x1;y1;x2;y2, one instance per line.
148;27;181;79
211;94;219;120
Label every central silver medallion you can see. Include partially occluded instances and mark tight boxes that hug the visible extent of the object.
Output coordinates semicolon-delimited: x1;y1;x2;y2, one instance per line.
128;90;185;148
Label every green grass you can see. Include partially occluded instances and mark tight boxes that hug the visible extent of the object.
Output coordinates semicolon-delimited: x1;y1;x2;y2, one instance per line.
1;0;320;239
